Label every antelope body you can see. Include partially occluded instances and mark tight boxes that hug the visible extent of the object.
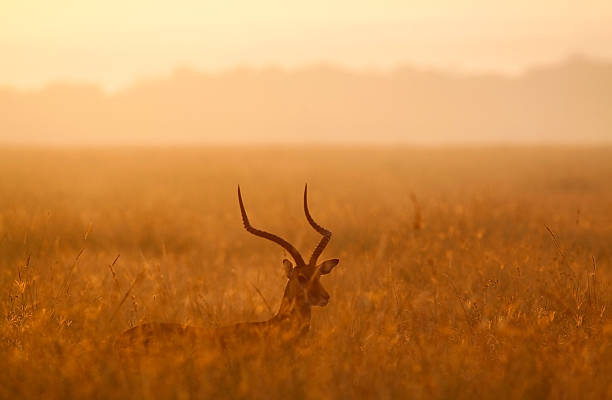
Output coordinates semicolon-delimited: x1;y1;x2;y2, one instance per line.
116;185;339;357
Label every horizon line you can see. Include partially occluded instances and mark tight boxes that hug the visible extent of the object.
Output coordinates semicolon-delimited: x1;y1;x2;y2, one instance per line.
2;52;609;95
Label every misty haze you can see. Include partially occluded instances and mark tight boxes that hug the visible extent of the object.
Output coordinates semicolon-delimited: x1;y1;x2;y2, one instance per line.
1;55;611;145
3;1;612;399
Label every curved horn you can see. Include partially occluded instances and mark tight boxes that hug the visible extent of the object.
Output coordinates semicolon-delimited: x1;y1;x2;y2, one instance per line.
238;186;306;266
304;184;332;266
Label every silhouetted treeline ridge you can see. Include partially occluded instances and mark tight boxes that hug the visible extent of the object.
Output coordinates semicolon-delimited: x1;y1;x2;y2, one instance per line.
1;55;611;144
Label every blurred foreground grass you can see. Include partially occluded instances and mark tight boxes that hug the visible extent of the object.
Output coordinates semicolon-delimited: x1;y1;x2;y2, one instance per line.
1;146;611;399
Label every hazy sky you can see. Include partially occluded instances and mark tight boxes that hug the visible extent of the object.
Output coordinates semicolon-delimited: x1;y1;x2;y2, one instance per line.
2;0;611;90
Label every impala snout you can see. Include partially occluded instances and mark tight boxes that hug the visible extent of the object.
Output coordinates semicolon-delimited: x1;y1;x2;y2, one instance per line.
309;292;329;307
307;280;330;306
318;291;330;306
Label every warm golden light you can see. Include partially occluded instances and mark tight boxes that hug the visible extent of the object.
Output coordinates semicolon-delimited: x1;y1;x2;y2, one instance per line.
2;0;611;89
2;3;612;399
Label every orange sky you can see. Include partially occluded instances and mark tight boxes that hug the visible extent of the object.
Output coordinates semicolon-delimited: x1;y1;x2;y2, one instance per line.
2;0;611;90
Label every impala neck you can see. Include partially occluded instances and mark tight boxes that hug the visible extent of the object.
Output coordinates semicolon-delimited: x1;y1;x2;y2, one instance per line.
271;282;311;335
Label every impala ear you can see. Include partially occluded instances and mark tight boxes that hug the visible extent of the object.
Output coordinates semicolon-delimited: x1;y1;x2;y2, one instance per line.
318;259;339;275
283;259;294;278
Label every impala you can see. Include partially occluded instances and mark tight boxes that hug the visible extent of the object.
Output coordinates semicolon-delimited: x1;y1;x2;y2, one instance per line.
115;184;339;356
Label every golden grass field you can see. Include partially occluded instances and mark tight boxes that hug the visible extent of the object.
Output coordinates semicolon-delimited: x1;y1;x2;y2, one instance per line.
1;146;611;399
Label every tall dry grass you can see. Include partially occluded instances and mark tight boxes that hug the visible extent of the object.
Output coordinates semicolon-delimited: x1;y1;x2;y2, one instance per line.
1;146;611;399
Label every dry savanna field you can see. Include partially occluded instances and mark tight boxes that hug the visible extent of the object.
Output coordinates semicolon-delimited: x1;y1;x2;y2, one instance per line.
1;146;611;399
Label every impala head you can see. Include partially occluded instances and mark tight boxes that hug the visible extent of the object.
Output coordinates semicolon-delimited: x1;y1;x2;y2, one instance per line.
238;184;339;308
